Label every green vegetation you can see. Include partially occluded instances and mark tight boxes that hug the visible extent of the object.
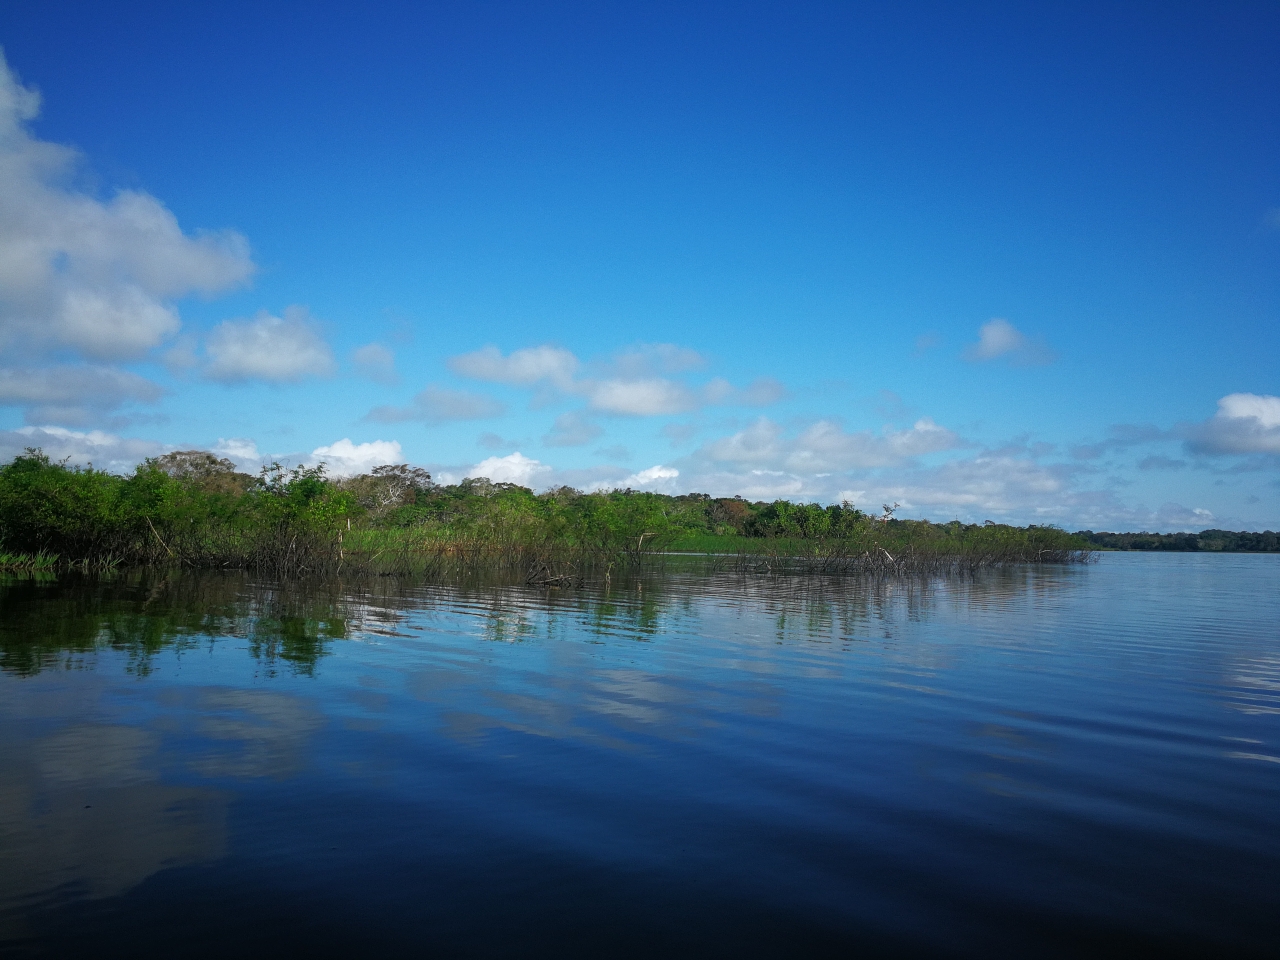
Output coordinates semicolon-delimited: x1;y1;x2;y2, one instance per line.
1076;529;1279;552
0;448;1090;579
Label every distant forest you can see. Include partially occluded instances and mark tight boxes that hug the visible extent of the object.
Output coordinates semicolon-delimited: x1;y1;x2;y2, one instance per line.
1075;530;1280;552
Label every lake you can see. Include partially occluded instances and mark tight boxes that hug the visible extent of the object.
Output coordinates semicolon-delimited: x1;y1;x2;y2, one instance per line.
1;554;1277;958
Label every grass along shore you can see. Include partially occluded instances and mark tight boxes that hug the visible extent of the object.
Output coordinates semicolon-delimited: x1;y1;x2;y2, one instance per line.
0;449;1091;580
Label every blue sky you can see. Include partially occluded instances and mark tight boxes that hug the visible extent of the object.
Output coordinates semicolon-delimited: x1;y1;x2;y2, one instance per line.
0;1;1276;530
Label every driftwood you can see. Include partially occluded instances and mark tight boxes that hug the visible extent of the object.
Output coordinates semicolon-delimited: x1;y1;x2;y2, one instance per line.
525;560;584;587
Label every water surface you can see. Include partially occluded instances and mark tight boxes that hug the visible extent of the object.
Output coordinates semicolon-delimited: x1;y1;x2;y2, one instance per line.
1;554;1277;957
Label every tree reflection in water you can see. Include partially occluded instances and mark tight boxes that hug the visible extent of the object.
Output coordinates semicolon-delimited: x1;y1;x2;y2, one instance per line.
0;562;1090;679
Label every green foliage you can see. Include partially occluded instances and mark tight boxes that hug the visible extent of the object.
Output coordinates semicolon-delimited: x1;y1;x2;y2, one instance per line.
0;449;1093;576
0;449;357;574
743;500;868;538
1077;529;1279;552
0;449;132;557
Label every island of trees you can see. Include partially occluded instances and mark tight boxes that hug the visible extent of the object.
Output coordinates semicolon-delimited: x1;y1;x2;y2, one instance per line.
1075;530;1279;552
0;448;1093;578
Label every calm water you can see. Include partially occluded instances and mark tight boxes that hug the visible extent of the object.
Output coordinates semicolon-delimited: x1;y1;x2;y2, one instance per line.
0;554;1277;958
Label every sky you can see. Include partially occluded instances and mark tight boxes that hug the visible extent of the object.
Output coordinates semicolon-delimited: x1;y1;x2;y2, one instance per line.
0;1;1276;531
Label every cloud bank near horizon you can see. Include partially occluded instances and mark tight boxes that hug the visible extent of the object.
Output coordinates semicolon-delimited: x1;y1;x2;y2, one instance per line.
2;389;1276;532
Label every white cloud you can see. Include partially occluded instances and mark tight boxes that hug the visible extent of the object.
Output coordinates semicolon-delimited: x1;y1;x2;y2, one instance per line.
310;438;403;477
205;306;335;383
416;418;1255;530
1151;503;1215;528
703;375;786;406
468;452;551;487
212;437;260;466
449;344;578;388
448;343;784;418
837;454;1073;517
55;287;180;360
1;425;166;472
679;468;807;500
965;318;1024;360
824;458;1228;531
615;464;680;492
582;377;698;415
542;410;603;447
1186;393;1280;455
0;364;163;424
352;342;397;384
1218;393;1280;428
0;52;253;361
366;384;504;424
612;343;705;376
702;416;959;472
963;318;1055;366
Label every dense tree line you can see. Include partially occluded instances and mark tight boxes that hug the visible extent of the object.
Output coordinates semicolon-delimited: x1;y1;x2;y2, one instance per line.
0;449;1089;573
1076;529;1279;552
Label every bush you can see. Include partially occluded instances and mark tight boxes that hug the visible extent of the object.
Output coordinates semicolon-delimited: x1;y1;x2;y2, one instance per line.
0;448;1094;575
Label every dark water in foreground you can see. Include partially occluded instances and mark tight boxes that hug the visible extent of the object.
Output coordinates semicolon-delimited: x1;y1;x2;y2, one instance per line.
0;555;1277;958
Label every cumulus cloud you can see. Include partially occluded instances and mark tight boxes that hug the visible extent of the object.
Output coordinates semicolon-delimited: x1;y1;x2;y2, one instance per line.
701;416;959;473
611;343;705;377
542;411;603;447
353;342;397;384
579;355;781;416
0;425;166;472
825;458;1219;531
449;343;784;417
964;318;1023;360
213;437;260;467
963;318;1055;366
836;454;1077;518
703;376;786;406
411;414;1244;530
0;364;163;425
0;52;253;361
310;438;403;477
205;306;335;383
1150;503;1216;528
1185;393;1280;456
611;464;680;493
366;385;504;424
468;452;551;487
581;377;698;415
661;466;806;501
449;344;578;388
